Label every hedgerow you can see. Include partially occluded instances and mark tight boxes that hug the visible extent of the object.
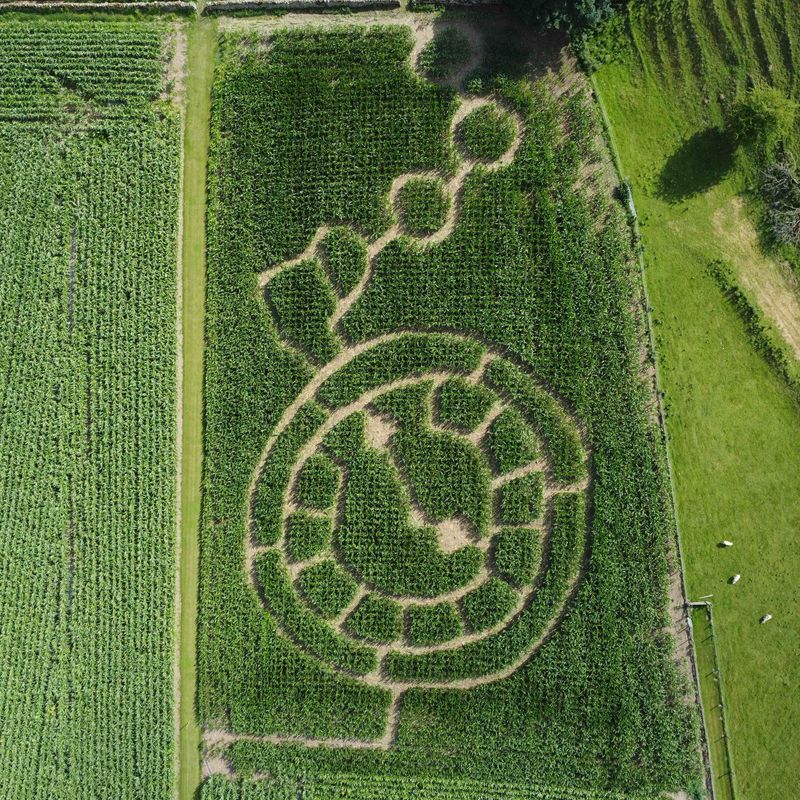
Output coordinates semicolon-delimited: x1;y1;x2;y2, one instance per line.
0;20;179;800
437;376;496;431
406;602;462;645
709;259;800;401
285;512;332;562
458;104;516;162
296;453;340;510
462;577;518;632
488;408;540;473
202;22;698;797
499;473;545;524
346;594;403;643
397;177;450;235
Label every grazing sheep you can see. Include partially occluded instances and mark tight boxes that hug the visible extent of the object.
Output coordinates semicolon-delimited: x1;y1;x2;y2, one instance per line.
760;614;773;624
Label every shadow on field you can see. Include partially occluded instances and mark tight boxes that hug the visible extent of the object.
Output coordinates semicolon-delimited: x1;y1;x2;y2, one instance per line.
657;127;736;202
432;9;566;87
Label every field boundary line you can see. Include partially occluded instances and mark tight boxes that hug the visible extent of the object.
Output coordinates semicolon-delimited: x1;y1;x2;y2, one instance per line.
688;601;739;800
202;0;397;15
172;20;187;800
0;1;196;13
589;70;716;800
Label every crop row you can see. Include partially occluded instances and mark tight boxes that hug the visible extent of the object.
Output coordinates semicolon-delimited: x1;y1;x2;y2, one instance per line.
0;21;179;796
201;773;657;800
0;22;167;122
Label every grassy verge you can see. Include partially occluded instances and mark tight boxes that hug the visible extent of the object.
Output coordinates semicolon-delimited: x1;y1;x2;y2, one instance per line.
593;4;800;798
179;17;215;800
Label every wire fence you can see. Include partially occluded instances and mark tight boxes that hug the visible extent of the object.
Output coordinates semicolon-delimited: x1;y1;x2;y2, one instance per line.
688;602;738;800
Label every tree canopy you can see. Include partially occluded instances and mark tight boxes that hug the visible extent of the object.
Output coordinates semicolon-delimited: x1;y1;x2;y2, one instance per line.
729;84;798;160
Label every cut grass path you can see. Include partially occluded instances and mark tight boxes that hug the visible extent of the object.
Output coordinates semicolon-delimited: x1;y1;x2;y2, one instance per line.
178;17;215;800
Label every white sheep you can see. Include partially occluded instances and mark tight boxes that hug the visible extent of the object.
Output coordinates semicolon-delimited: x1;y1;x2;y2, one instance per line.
760;614;772;624
720;540;733;547
730;574;741;585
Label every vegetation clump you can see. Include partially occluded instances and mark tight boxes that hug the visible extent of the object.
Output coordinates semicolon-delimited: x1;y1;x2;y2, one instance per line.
296;453;340;510
406;602;462;645
266;259;342;364
507;0;619;32
458;104;515;161
320;226;369;296
729;85;798;161
462;578;517;632
762;158;800;246
397;177;450;235
285;512;332;562
437;377;495;432
488;408;539;473
347;594;403;643
298;560;359;619
499;473;544;524
494;527;542;586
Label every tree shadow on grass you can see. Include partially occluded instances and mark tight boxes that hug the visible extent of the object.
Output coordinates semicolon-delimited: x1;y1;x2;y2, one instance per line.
657;127;736;203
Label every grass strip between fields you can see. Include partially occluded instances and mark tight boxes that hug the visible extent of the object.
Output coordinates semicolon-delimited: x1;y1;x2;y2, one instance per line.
178;17;215;800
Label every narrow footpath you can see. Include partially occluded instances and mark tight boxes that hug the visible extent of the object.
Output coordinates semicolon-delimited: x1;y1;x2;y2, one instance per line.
178;16;215;800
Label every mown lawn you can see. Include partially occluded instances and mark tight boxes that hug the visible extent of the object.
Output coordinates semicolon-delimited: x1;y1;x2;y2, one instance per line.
594;2;800;798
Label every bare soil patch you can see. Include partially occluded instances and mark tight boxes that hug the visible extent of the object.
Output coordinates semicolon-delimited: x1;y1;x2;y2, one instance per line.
713;197;800;360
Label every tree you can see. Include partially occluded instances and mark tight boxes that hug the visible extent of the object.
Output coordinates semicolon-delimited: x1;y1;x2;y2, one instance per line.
729;84;798;161
507;0;620;31
762;157;800;246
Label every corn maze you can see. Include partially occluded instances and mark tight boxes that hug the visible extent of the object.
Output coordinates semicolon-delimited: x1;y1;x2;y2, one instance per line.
247;101;591;730
200;20;699;799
